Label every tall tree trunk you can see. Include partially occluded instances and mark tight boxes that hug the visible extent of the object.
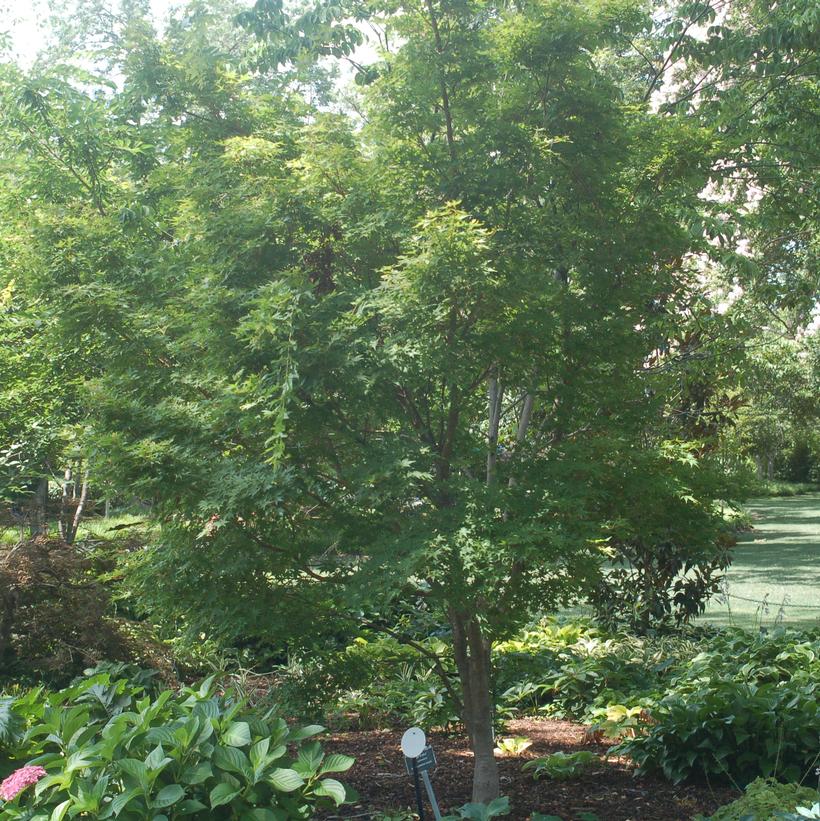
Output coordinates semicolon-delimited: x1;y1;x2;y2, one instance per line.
29;477;48;537
58;466;72;540
449;608;499;803
486;376;503;484
508;392;534;489
65;477;89;545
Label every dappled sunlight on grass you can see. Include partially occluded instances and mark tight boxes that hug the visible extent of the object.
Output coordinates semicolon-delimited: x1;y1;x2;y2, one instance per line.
0;513;153;546
701;493;820;630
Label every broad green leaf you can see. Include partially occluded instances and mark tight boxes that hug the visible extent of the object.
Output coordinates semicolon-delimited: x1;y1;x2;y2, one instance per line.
35;774;67;796
110;788;142;817
181;761;213;785
65;749;100;773
222;721;252;747
288;724;325;742
146;727;177;746
313;777;346;806
145;744;171;771
268;767;304;792
296;741;323;773
213;744;251;776
320;753;354;774
210;783;241;808
49;801;71;821
151;784;185;808
177;799;208;816
118;759;149;789
249;737;270;767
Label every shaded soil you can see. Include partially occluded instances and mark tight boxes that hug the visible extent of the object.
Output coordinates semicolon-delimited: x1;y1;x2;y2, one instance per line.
322;719;739;820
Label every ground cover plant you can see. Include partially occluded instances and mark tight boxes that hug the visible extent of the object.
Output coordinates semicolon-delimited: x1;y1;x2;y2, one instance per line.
522;751;599;781
695;779;820;821
0;670;353;819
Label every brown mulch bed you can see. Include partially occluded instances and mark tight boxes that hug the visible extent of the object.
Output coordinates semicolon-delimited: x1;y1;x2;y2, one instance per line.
321;718;740;820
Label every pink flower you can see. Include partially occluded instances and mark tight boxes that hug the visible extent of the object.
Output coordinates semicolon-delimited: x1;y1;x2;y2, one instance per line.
0;765;47;801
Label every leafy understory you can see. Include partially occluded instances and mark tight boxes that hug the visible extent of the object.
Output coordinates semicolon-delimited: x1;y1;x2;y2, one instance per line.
0;672;353;819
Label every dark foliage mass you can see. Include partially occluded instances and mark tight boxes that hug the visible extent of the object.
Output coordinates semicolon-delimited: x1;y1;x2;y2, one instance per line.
0;539;124;679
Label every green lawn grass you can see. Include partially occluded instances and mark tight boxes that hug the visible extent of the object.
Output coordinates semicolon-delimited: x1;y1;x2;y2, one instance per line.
0;513;152;546
701;493;820;630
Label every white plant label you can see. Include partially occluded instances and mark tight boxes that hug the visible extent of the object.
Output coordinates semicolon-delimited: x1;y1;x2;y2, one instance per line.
401;726;427;758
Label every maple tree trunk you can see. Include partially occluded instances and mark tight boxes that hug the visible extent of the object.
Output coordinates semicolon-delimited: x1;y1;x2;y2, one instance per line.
450;608;499;803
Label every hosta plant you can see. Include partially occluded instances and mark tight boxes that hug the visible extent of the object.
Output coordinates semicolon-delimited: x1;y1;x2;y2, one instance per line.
588;704;651;739
616;679;820;784
779;805;820;821
442;796;510;820
522;751;598;781
493;737;532;757
0;673;354;819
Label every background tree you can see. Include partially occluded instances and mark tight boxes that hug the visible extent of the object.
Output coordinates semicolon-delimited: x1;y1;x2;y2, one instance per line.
657;0;818;325
79;0;736;801
731;332;819;481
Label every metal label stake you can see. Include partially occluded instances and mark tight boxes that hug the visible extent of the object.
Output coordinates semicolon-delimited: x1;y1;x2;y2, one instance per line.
401;727;442;821
411;757;426;820
420;766;442;820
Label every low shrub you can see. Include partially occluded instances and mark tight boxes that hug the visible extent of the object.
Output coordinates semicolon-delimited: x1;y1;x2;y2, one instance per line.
695;777;820;820
535;652;653;718
749;480;820;498
616;679;820;784
495;619;699;722
675;630;820;688
278;635;460;730
0;538;126;682
778;803;820;820
0;671;353;819
331;667;458;730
